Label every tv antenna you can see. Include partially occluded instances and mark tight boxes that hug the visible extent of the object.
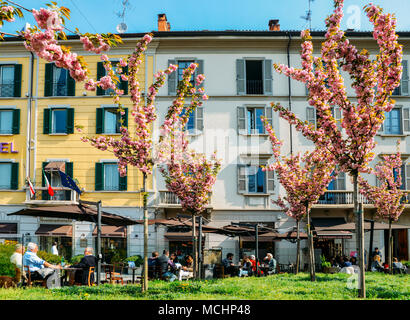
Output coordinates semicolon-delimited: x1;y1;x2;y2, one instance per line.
301;0;314;30
116;0;130;33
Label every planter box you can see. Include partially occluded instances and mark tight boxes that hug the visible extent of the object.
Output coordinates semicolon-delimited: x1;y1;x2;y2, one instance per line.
323;266;339;274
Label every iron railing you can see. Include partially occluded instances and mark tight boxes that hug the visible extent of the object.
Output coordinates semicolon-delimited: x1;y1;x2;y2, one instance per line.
246;80;263;94
317;190;409;205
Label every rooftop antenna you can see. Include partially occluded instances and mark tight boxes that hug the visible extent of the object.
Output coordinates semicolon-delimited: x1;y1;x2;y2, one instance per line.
301;0;315;30
116;0;130;34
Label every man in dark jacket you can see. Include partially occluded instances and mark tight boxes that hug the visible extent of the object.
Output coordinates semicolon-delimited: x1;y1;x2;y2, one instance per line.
70;247;97;285
156;250;176;281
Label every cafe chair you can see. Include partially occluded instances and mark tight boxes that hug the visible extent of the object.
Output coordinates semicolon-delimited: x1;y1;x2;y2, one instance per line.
24;266;46;287
109;263;124;285
87;267;95;286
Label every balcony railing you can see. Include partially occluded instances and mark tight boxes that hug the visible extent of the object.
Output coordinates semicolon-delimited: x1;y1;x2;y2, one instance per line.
25;186;78;204
0;84;14;97
246;80;263;94
158;191;212;206
316;190;410;205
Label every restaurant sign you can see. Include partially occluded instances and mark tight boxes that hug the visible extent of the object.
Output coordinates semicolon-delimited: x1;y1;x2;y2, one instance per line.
0;142;18;153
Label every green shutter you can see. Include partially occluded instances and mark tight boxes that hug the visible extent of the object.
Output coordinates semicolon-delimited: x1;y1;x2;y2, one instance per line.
44;63;54;97
96;108;104;133
121;108;128;128
168;59;177;96
13;64;22;97
119;167;127;191
66;108;74;134
120;65;128;95
67;74;75;96
42;162;50;200
96;62;105;96
65;162;73;200
43;109;51;134
10;162;19;190
95;163;104;191
12;109;20;134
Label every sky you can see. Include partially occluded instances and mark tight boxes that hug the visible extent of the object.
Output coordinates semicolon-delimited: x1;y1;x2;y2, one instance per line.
2;0;410;35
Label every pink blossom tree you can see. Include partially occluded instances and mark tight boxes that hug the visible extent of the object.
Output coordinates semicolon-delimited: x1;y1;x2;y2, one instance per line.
155;63;221;279
262;117;336;279
270;0;402;297
358;145;407;273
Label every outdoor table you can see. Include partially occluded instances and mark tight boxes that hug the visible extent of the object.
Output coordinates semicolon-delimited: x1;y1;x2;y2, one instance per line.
61;267;82;286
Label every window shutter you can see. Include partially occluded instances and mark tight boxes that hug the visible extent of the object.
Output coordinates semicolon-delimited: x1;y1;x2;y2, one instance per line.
121;108;128;128
120;65;128;95
13;64;22;97
12;109;20;134
43;108;51;134
119;166;127;191
406;164;410;190
263;59;273;95
65;162;73;200
66;108;74;134
336;172;346;190
306;107;316;128
67;73;76;96
196;107;203;132
195;60;204;89
96;62;105;96
95;163;104;191
267;169;275;193
44;63;54;97
168;59;177;96
403;107;410;132
96;108;104;134
265;106;273;129
42;162;50;200
379;111;385;133
332;106;342;130
237;106;246;134
10;162;19;190
236;59;246;95
237;165;247;193
401;60;409;96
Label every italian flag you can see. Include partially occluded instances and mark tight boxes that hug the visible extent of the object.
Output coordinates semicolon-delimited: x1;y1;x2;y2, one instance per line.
27;177;35;198
43;170;54;197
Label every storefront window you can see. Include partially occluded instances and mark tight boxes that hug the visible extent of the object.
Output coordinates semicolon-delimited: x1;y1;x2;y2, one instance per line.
38;236;72;260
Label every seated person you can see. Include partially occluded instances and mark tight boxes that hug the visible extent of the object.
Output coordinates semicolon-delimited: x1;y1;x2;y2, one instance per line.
148;251;159;279
350;257;357;265
178;255;194;281
392;257;406;274
170;253;182;271
382;262;389;273
342;256;352;268
10;244;24;269
157;250;176;282
23;242;62;288
239;257;253;277
69;247;97;285
249;255;263;276
222;253;238;277
371;255;383;272
263;253;277;275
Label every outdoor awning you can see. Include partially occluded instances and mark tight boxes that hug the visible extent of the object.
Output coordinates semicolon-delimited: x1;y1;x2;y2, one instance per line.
240;234;278;242
164;232;205;241
312;217;409;231
45;161;65;172
315;230;353;239
35;224;72;236
92;226;127;238
0;223;17;234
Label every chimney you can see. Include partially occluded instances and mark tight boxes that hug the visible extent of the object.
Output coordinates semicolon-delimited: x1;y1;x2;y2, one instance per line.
158;13;171;31
269;19;280;31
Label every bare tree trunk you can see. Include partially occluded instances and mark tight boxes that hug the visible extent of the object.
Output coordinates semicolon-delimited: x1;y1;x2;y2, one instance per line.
306;206;315;281
142;172;148;293
192;213;197;279
389;218;393;274
353;172;366;298
296;219;300;274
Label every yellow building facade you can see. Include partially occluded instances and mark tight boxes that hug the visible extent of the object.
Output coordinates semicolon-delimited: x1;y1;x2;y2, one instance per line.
0;35;156;261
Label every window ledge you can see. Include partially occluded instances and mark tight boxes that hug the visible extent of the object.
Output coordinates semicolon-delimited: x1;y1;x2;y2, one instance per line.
101;133;122;136
0;189;23;192
241;193;271;197
0;133;13;136
239;133;269;137
377;134;410;138
48;133;68;136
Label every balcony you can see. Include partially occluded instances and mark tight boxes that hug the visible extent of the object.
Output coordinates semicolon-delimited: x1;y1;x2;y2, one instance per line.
24;187;78;206
246;80;263;95
157;191;212;209
314;191;410;207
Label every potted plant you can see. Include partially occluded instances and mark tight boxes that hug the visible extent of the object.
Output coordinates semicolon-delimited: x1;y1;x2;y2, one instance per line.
124;255;143;275
320;255;338;274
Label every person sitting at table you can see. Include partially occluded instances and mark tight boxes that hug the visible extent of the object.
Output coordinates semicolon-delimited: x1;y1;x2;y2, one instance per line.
382;261;389;273
157;250;177;282
222;253;238;277
263;253;277;275
148;251;159;279
10;244;25;269
239;257;253;277
371;255;383;272
170;253;182;272
23;242;62;288
342;256;352;268
69;247;97;285
249;255;263;276
178;255;194;281
392;257;406;274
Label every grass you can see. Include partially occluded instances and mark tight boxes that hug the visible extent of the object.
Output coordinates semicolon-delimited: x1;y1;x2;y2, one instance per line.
0;272;408;300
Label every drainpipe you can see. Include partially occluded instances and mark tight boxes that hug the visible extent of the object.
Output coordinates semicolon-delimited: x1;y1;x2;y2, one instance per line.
286;32;293;155
33;55;39;183
26;52;34;180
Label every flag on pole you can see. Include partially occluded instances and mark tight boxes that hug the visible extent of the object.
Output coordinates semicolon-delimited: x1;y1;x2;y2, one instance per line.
58;170;82;195
43;170;54;197
27;177;35;198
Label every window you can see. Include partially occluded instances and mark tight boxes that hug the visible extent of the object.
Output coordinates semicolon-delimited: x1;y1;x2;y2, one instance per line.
237;106;272;135
44;63;75;97
96;107;128;134
43;107;74;134
392;60;409;96
379;107;410;135
95;162;127;191
0;162;18;190
306;106;341;130
328;171;346;190
96;61;128;96
42;161;73;200
0;110;12;134
179;107;203;133
167;59;204;96
0;64;22;97
237;164;274;194
236;59;272;96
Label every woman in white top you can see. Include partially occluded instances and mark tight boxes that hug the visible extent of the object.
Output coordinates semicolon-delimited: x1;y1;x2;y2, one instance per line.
51;242;59;256
10;244;25;268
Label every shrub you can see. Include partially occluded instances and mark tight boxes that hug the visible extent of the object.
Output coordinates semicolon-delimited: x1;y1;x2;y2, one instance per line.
0;243;16;277
401;261;410;268
124;255;143;267
37;250;61;264
70;255;84;264
320;255;331;268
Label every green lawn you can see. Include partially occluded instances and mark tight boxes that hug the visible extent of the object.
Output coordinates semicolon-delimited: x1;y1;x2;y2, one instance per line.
0;273;408;300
